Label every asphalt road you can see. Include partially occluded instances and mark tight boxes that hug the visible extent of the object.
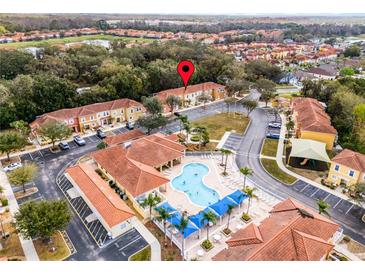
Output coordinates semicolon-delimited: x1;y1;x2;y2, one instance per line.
16;99;238;261
235;107;365;245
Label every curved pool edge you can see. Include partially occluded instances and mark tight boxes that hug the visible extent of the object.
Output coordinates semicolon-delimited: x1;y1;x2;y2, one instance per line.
169;162;221;208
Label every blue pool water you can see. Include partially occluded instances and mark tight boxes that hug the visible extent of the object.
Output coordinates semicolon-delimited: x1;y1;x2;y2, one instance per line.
171;163;219;207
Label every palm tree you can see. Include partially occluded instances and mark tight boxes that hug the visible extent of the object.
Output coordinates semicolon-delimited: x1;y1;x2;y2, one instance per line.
239;167;253;189
183;122;191;143
178;115;188;134
195;126;206;150
202;211;217;242
222;149;232;175
155;207;172;242
175;215;189;259
219;148;226;166
243;186;258;215
317;200;331;217
141;193;161;219
226;205;235;231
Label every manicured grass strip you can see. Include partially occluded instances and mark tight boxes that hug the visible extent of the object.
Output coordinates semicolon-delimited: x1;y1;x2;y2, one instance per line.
0;35;153;49
261;138;279;157
129;246;151;261
261;158;297;185
192;112;250;140
0;223;25;260
33;231;71;261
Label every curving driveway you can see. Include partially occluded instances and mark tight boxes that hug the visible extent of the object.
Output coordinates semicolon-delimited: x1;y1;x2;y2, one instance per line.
235;107;365;245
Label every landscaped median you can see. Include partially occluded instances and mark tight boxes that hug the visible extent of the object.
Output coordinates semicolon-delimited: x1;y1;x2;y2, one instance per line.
261;158;297;185
261;138;279;157
33;231;72;261
129;245;151;261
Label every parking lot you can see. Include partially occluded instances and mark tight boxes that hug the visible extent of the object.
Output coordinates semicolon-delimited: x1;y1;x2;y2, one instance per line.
290;180;365;220
57;174;113;247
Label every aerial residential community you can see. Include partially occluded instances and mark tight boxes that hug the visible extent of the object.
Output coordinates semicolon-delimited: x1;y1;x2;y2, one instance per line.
1;3;365;273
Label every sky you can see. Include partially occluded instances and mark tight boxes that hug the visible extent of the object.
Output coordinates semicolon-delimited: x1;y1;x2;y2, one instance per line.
1;0;365;14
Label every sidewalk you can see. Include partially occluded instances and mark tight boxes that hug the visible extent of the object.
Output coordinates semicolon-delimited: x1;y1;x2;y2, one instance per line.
0;166;39;261
275;113;353;202
132;219;161;261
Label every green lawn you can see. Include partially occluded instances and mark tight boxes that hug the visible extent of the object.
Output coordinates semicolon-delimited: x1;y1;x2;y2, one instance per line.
0;35;154;49
261;158;297;185
129;246;151;261
192;113;250;140
261;138;279;157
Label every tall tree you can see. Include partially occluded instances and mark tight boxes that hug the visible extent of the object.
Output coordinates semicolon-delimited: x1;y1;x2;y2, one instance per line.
10;120;30;137
136;115;168;135
0;131;28;160
166;95;181;115
221;149;233;175
255;78;276;107
142;96;164;115
38;121;72;149
141;193;161;219
202;211;217;242
8;163;38;193
241;100;258;117
239;167;253;189
15;200;71;242
175;214;189;259
155;207;172;242
242;186;258;215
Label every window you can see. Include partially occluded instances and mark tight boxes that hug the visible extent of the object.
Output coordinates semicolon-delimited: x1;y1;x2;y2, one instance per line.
69;119;74;124
349;170;355;177
334;165;339;171
90;116;94;121
113;111;117;115
332;175;337;180
130;109;134;113
81;117;86;122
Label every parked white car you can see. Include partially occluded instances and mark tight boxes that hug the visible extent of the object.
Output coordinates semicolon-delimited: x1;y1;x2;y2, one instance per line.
3;162;23;172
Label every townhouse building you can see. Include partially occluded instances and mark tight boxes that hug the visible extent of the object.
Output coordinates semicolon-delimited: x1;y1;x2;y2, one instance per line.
30;98;145;135
153;82;226;113
328;149;365;187
291;97;337;150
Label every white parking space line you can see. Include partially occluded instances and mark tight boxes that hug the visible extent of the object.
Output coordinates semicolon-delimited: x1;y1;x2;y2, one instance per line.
333;199;342;209
118;236;142;251
345;204;354;215
38;150;43;157
323;193;331;201
28;153;33;160
310;188;319;197
299;184;309;192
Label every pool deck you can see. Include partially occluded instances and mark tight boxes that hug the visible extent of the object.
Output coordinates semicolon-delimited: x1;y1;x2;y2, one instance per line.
157;154;282;260
162;155;233;215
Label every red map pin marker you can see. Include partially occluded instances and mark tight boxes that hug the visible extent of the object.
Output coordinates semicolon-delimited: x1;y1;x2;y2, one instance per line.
177;60;195;88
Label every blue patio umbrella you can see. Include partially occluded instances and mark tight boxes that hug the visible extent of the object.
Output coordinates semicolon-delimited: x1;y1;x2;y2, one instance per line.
227;189;248;204
155;202;177;214
170;213;199;239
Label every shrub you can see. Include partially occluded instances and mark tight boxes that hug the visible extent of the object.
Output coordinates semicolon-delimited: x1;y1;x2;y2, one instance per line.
342;235;351;243
201;239;213;251
190;135;200;142
241;213;251;222
1;198;9;206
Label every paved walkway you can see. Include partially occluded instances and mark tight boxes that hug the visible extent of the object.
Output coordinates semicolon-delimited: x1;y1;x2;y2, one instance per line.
276;113;353;202
0;166;39;261
132;219;161;261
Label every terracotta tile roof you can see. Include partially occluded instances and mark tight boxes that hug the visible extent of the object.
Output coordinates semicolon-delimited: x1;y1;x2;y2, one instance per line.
292;97;337;135
331;149;365;172
125;134;185;167
104;129;145;147
30;99;143;129
65;163;134;228
90;134;180;197
154;82;225;101
213;198;339;261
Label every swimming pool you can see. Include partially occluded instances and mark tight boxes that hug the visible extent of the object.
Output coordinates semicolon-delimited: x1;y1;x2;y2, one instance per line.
171;163;219;207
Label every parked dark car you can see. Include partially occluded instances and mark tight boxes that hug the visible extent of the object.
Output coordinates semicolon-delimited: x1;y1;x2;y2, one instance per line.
58;141;70;150
74;135;86;146
96;129;106;139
